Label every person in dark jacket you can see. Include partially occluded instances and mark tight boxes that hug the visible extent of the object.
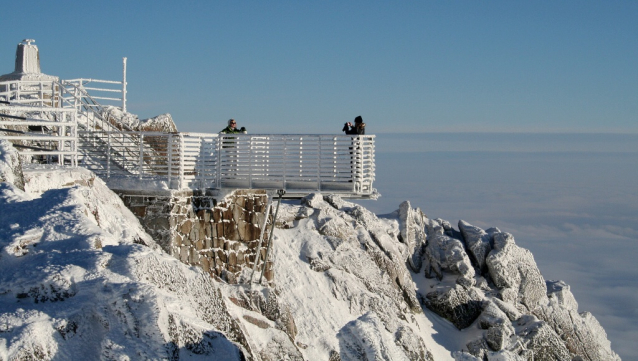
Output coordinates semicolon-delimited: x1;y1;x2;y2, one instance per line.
342;115;365;135
220;119;246;134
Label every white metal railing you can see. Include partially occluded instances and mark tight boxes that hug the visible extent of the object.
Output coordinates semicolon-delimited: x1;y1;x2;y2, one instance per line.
63;78;126;111
80;132;376;197
1;78;376;197
0;105;78;166
0;80;59;107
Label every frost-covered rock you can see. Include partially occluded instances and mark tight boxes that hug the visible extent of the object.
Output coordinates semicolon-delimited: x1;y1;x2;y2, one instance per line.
337;312;410;361
458;220;493;273
532;281;621;361
423;284;484;329
0;139;25;191
478;300;510;329
268;195;431;360
424;234;475;281
399;200;428;272
513;316;572;360
485;231;547;311
0;162;621;361
102;106;178;132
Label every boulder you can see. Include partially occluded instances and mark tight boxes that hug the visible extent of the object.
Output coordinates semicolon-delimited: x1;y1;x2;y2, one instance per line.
398;201;428;272
424;234;475;281
424;284;483;329
458;220;492;273
486;232;547;311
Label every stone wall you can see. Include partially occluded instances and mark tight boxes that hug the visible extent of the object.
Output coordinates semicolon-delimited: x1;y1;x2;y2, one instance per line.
117;189;275;283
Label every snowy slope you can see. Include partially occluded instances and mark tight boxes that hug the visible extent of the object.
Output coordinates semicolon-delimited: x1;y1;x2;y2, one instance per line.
0;140;620;360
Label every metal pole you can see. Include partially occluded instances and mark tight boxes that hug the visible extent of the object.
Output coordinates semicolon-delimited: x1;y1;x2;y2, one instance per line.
139;133;144;180
259;189;286;284
107;132;111;178
122;57;127;112
167;133;173;188
250;192;273;283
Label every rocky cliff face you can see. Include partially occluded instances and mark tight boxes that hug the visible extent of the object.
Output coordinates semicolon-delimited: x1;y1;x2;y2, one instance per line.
411;202;620;361
0;142;620;360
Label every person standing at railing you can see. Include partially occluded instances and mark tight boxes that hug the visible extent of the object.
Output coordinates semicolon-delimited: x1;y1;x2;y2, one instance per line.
343;116;367;185
219;118;246;178
220;119;246;134
342;115;365;135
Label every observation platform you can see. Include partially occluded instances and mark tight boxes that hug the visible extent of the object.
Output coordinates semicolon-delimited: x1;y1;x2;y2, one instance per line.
0;40;377;199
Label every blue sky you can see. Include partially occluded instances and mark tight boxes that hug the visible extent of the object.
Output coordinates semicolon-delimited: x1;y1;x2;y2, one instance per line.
2;1;637;133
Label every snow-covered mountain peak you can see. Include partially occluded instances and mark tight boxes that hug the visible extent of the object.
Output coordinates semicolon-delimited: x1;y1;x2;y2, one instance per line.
0;140;621;360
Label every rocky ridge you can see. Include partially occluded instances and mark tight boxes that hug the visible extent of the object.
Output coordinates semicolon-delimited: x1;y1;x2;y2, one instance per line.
0;139;621;360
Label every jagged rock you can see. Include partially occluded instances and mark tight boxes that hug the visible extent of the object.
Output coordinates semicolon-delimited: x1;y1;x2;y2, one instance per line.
478;300;510;329
324;194;345;209
423;234;475;281
276;203;314;224
102;106;178;132
337;312;410;361
424;284;483;329
137;113;178;132
492;297;522;322
486;350;526;360
514;315;572;361
466;337;489;359
486;325;513;351
0;139;25;191
486;232;547;311
451;351;483;361
259;332;304;361
458;220;493;273
398;201;427;272
395;325;435;361
301;192;325;209
423;217;444;240
318;212;356;241
533;280;621;361
308;257;331;272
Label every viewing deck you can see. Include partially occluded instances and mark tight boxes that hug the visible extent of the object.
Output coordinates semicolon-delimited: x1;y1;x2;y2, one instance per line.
80;131;377;199
1;104;377;199
0;39;376;199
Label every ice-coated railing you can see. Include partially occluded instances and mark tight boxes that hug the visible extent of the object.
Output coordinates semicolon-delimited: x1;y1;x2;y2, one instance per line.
0;105;78;166
0;80;60;107
1;78;377;198
81;131;377;198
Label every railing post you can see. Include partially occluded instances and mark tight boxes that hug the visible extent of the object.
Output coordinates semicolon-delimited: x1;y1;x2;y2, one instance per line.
139;133;144;180
167;133;173;189
249;135;253;189
282;137;287;190
216;135;222;189
179;133;185;189
107;132;111;178
122;57;127;112
317;135;321;191
58;112;64;165
72;110;77;167
354;135;363;193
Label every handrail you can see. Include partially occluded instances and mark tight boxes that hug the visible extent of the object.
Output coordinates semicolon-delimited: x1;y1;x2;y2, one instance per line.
1;79;377;198
0;105;78;166
77;131;376;197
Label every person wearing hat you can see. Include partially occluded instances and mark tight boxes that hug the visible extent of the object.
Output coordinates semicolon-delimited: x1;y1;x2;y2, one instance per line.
342;115;366;135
